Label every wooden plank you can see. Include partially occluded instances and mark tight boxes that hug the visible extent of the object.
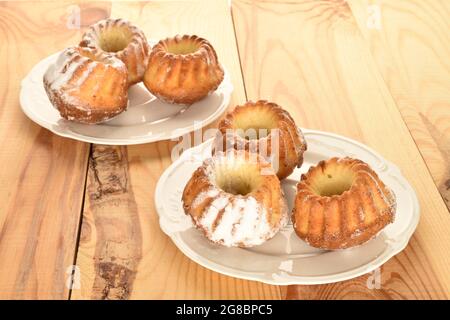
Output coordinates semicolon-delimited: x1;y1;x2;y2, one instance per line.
0;1;97;299
348;0;450;211
71;0;281;300
232;0;450;299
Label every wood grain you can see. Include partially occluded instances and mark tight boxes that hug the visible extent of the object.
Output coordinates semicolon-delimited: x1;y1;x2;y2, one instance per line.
71;0;281;300
348;0;450;211
2;0;449;300
286;235;446;299
81;145;142;300
0;1;95;299
232;0;450;299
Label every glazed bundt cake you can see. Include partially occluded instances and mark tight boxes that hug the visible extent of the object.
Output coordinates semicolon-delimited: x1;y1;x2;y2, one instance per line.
143;35;224;104
182;150;288;247
80;18;150;85
292;157;396;249
43;46;128;124
216;100;307;180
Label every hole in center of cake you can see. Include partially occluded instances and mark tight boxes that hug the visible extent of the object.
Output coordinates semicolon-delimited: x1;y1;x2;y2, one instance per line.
215;162;261;196
99;27;133;52
312;169;355;196
233;112;278;140
166;40;201;54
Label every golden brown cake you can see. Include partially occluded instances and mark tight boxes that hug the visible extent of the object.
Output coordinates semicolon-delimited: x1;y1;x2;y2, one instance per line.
292;157;396;249
216;100;307;180
80;18;150;85
43;46;128;124
143;35;224;104
182;150;288;247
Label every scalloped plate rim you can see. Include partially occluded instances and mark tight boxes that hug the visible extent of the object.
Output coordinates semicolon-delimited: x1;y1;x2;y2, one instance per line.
155;128;420;285
20;49;233;145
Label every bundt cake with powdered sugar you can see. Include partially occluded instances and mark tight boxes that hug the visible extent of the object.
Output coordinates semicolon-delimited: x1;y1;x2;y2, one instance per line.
43;46;128;124
292;157;396;249
216;100;307;180
182;150;288;247
143;35;224;104
80;18;150;85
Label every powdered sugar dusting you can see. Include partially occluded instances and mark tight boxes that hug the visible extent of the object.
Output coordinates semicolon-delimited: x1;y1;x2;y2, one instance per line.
191;188;220;210
200;195;230;227
74;61;97;87
363;170;397;213
45;50;85;91
80;18;150;83
42;46;128;122
199;195;275;247
187;150;287;247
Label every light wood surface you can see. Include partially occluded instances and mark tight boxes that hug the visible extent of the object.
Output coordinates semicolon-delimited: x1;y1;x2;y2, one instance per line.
231;0;450;299
348;0;450;211
71;0;281;300
0;1;93;299
1;0;449;299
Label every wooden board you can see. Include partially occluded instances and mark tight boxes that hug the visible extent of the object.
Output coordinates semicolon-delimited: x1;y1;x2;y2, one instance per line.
231;0;450;299
71;0;281;300
0;1;94;299
2;0;450;300
348;0;450;211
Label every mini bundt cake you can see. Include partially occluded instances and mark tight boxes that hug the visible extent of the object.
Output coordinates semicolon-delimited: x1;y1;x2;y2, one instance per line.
80;18;150;85
143;35;224;104
43;46;128;124
216;100;307;180
182;150;288;247
292;157;396;249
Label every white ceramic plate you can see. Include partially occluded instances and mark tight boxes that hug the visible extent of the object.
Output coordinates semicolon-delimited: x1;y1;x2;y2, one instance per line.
155;129;420;285
20;50;233;145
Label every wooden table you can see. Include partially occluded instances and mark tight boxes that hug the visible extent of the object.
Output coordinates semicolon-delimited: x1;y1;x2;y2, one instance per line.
0;0;449;300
